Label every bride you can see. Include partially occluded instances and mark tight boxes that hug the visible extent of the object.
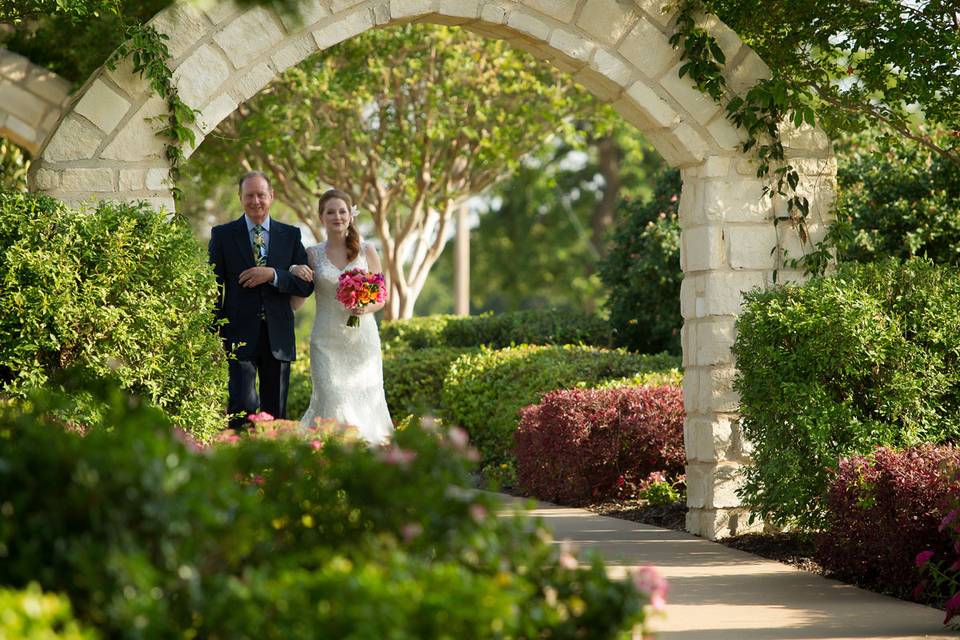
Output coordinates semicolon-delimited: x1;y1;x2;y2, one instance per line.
290;188;394;444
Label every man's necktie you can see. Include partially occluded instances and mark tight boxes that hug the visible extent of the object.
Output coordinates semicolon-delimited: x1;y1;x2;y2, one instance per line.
252;224;266;266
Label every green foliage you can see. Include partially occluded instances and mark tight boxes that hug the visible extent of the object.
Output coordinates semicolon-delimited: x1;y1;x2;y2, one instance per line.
827;131;960;266
732;258;960;528
600;169;682;355
383;346;478;418
417;126;667;316
441;345;680;468
0;382;653;638
0;584;97;640
0;137;29;192
442;309;612;349
0;192;226;439
381;315;459;351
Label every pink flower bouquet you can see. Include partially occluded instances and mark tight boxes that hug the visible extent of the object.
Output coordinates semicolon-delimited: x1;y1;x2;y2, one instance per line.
336;268;387;327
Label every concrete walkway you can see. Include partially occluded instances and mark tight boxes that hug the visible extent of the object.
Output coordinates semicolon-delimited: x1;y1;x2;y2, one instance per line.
500;496;954;639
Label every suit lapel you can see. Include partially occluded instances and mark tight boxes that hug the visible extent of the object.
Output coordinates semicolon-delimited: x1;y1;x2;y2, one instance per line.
266;222;286;269
232;216;255;270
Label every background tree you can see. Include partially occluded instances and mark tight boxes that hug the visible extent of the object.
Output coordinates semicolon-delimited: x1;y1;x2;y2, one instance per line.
184;23;598;319
416;121;666;315
0;139;28;192
599;170;682;355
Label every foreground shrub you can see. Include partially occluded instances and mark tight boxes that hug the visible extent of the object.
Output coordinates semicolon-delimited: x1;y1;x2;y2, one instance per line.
515;386;684;505
599;169;682;355
733;258;960;528
817;446;960;602
0;382;658;638
383;346;478;416
442;345;679;468
0;584;96;639
0;192;226;439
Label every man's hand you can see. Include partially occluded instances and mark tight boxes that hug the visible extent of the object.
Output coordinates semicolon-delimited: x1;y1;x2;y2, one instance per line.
239;266;276;288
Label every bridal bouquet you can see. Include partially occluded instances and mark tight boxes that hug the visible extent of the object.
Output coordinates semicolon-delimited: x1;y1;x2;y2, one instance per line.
336;268;387;327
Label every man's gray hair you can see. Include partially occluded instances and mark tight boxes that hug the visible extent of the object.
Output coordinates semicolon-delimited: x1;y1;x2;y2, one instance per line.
238;170;272;193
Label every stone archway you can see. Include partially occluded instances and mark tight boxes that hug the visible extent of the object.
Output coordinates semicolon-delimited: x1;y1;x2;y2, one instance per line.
28;0;837;539
0;49;71;155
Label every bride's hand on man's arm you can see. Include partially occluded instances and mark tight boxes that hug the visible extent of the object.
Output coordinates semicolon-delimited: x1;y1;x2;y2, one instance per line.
290;264;313;283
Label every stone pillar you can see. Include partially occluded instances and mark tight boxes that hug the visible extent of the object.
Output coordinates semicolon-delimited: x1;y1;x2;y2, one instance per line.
679;153;835;539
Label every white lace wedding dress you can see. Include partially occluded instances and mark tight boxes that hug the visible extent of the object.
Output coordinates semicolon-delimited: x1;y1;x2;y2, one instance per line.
299;241;394;444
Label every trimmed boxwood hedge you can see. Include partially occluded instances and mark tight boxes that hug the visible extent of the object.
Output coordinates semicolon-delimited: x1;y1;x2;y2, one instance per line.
441;345;680;468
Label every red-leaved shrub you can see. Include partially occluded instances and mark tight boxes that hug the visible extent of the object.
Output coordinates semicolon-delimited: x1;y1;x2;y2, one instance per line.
817;445;960;599
514;385;684;505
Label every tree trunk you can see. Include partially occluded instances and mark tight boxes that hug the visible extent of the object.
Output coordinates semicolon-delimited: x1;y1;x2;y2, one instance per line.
591;135;621;257
453;202;470;316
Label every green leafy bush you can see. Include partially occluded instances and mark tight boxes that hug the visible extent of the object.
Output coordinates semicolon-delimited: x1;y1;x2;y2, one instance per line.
0;192;226;439
380;314;458;351
0;584;96;639
441;309;612;349
286;353;311;421
733;258;960;528
0;382;655;638
600;169;682;355
828;131;960;266
441;345;680;468
383;346;478;417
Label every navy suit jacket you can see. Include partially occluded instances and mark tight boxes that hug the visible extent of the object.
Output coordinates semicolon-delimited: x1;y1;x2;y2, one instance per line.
209;216;314;361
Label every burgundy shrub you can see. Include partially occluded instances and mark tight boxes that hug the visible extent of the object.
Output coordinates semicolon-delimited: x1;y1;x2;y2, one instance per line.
514;385;684;505
817;445;960;599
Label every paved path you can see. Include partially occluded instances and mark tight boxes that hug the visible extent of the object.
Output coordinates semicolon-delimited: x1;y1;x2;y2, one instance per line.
499;496;954;640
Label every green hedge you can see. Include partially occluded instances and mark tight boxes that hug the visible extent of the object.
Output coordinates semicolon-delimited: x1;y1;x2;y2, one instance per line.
441;345;680;468
0;192;226;439
382;309;612;352
0;584;96;639
383;346;479;417
0;382;653;638
733;258;960;528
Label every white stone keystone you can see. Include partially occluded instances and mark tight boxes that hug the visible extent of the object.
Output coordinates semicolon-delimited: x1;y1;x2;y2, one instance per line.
438;0;479;19
524;0;578;22
151;2;209;60
480;3;508;24
278;0;331;30
390;0;437;20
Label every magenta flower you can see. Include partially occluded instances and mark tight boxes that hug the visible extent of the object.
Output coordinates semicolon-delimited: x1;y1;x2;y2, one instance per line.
916;550;936;568
400;522;423;542
940;508;959;533
447;426;469;449
631;566;668;611
247;411;275;423
378;445;417;467
469;504;487;522
944;591;960;624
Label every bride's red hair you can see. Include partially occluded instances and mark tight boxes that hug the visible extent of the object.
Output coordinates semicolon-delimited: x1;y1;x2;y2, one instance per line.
318;188;360;262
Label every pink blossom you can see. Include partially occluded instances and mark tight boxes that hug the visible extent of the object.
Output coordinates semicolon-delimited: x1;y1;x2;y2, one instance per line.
400;522;423;542
915;550;936;567
558;552;579;570
252;475;265;486
378;446;417;467
469;504;487;522
310;439;323;451
247;411;275;423
913;580;927;599
940;508;959;533
631;566;668;611
447;426;469;449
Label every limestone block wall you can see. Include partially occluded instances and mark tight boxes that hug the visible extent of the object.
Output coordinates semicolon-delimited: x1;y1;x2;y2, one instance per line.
0;49;71;155
28;0;838;539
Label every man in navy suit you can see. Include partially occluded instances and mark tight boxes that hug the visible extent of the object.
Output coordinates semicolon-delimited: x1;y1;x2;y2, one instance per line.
208;171;314;430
